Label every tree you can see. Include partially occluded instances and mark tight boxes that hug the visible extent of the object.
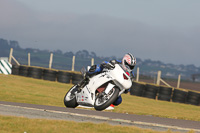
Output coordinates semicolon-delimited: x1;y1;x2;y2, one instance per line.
76;50;89;58
90;52;97;58
0;38;10;50
53;49;63;55
9;40;21;49
64;51;74;58
25;48;34;53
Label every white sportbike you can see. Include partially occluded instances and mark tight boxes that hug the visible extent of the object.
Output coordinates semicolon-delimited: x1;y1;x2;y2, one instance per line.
64;64;132;111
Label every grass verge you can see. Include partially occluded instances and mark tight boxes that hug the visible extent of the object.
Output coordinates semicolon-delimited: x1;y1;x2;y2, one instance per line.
0;115;195;133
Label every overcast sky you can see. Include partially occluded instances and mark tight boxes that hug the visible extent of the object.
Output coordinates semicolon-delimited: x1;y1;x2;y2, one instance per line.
0;0;200;67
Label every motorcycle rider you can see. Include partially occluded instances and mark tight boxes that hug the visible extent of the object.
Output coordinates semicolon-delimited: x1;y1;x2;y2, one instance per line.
84;53;136;109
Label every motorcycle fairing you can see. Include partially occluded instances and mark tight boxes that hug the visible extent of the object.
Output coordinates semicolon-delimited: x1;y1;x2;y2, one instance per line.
76;72;114;106
76;64;132;107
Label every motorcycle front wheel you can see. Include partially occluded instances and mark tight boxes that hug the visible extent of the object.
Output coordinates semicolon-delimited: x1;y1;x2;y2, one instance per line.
94;87;119;111
64;85;79;108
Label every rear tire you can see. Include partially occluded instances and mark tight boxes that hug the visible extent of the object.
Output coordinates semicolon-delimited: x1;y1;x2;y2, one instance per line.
94;87;119;111
64;85;79;108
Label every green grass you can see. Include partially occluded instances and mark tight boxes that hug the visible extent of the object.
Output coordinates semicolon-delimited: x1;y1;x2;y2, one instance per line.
0;74;200;122
0;74;69;106
0;115;195;133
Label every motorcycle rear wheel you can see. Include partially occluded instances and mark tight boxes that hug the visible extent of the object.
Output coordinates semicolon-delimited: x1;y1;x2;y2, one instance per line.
94;87;119;111
64;85;79;108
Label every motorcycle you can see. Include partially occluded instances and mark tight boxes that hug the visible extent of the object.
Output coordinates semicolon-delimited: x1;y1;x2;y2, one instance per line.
64;63;132;111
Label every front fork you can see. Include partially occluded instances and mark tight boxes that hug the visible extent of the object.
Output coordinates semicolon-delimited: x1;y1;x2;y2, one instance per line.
77;78;89;92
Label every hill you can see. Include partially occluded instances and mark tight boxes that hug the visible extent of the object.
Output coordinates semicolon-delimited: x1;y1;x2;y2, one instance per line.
0;38;200;81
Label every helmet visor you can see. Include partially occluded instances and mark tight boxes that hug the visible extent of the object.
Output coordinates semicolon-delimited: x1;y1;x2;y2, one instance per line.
124;60;135;70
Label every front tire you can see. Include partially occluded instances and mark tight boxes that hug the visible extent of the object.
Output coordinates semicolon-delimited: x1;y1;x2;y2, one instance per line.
94;87;119;111
64;85;79;108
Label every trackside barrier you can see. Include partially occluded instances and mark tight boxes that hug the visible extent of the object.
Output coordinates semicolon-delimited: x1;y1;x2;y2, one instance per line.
135;68;182;89
0;60;12;75
130;81;200;106
11;65;83;84
156;70;181;88
9;48;20;65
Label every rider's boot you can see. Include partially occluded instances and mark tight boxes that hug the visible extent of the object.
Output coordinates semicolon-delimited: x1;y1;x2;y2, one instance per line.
105;104;115;110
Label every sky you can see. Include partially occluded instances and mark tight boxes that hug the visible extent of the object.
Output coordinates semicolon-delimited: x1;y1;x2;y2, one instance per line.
0;0;200;67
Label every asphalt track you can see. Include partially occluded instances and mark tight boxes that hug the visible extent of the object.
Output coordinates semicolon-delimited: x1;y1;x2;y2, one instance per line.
0;101;200;133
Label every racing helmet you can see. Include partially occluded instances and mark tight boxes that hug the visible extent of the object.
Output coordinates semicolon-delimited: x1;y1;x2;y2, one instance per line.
122;53;136;71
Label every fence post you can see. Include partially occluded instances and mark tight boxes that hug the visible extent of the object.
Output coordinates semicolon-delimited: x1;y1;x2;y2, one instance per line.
28;53;31;66
9;48;13;64
72;56;75;71
8;48;20;65
177;74;181;88
136;67;139;82
12;56;20;65
49;53;53;69
156;71;161;85
91;58;94;66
